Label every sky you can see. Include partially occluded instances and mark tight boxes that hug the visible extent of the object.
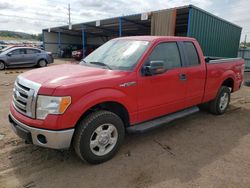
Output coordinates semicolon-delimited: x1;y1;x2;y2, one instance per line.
0;0;249;42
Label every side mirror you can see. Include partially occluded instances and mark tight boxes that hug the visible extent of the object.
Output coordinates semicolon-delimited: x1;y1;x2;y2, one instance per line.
7;52;12;56
144;60;166;76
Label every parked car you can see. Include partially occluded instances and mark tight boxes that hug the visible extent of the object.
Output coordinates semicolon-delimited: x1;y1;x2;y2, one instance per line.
9;36;244;164
0;45;27;53
59;45;82;58
0;45;8;52
0;47;53;70
72;46;97;60
72;49;83;60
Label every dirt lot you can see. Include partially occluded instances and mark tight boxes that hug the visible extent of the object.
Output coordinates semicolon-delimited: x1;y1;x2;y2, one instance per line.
0;59;250;188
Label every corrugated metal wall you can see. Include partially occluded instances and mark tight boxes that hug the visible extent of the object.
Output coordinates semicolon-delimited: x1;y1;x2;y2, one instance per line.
187;6;242;58
238;49;250;70
151;9;176;36
43;31;82;55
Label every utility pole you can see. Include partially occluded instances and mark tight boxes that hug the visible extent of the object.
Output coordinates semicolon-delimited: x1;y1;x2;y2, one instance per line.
244;34;247;48
68;3;72;30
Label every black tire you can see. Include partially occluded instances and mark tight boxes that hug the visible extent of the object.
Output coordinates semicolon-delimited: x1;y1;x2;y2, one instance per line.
73;110;125;164
38;59;47;67
0;61;5;70
208;86;231;115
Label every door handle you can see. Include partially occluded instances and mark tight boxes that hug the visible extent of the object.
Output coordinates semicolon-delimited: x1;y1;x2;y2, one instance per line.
179;73;187;81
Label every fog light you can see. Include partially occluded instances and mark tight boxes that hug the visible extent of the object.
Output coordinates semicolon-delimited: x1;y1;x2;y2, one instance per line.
37;134;47;144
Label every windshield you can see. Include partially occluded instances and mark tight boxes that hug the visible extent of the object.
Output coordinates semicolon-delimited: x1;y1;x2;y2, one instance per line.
80;39;150;70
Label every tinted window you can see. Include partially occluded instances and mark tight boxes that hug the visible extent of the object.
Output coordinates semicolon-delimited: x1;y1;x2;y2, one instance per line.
146;42;181;70
11;49;25;55
26;49;40;54
184;42;200;66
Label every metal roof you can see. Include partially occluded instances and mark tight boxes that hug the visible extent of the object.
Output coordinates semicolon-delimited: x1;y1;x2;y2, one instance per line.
43;4;241;37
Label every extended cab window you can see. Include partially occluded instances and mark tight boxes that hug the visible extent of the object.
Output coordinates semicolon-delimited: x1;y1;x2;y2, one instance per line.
184;42;200;66
146;42;181;70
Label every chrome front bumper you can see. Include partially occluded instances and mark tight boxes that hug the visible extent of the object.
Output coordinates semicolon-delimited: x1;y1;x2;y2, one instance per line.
9;112;74;149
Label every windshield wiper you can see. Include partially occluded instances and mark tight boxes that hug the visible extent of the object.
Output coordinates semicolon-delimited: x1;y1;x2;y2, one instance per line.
89;61;112;70
81;59;87;64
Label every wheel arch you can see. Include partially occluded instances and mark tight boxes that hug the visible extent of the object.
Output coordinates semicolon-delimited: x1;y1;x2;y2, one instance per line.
76;101;130;128
221;77;235;92
37;58;48;65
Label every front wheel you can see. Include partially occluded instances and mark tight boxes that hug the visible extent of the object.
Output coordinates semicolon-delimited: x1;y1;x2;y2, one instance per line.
209;86;231;115
73;110;125;164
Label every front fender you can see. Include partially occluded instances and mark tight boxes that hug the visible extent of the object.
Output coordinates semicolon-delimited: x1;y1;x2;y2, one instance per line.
56;88;137;129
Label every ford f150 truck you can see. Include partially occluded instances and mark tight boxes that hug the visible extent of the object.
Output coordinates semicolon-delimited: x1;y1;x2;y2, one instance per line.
9;36;244;164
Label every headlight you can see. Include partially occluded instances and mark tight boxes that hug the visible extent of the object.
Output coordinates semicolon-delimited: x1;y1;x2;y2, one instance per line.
36;95;71;120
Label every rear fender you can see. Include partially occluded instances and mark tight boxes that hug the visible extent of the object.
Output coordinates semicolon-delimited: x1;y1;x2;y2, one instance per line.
203;70;235;103
219;70;236;91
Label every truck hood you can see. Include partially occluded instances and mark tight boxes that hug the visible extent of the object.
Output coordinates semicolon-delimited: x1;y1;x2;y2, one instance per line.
21;64;129;88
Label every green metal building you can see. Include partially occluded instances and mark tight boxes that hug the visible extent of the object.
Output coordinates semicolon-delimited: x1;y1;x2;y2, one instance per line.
187;6;242;58
43;5;242;58
238;48;250;70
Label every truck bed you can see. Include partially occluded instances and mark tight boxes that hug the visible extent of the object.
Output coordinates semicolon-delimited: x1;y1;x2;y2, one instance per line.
205;57;242;63
202;57;245;103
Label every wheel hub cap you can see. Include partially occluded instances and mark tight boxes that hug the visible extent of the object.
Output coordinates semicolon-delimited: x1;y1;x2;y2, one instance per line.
219;93;229;110
98;133;110;145
90;123;118;156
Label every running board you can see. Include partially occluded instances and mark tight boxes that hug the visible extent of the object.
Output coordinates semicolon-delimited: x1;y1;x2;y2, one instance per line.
127;106;199;133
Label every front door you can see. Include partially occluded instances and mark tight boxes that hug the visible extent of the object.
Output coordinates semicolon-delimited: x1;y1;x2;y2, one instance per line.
6;49;26;67
137;42;187;123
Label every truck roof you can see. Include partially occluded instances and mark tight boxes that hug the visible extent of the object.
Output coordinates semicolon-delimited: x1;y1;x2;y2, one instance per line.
115;36;195;42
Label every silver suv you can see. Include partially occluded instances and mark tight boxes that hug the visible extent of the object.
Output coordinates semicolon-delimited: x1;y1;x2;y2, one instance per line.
0;47;54;70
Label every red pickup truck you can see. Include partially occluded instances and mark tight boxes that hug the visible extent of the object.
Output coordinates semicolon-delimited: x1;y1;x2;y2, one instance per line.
9;36;244;164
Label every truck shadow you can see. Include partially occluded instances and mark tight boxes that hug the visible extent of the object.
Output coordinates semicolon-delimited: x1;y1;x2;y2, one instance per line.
6;105;250;187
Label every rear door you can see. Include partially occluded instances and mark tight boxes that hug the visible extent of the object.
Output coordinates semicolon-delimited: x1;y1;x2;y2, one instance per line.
137;42;187;122
181;41;206;107
26;49;40;65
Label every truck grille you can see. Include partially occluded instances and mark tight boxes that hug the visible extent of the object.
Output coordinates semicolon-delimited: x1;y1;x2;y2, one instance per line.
13;76;41;118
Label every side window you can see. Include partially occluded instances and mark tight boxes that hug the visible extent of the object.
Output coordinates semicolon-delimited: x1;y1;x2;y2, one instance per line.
26;49;40;54
146;42;181;70
184;42;200;66
11;49;25;55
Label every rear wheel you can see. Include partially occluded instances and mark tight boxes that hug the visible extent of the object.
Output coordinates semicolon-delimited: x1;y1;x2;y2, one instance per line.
209;86;231;115
73;110;125;164
38;59;47;67
0;61;5;70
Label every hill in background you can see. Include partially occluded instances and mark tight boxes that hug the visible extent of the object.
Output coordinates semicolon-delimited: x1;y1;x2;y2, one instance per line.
0;30;42;41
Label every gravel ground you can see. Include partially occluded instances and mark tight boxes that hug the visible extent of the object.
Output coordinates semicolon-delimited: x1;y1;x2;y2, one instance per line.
0;59;250;188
